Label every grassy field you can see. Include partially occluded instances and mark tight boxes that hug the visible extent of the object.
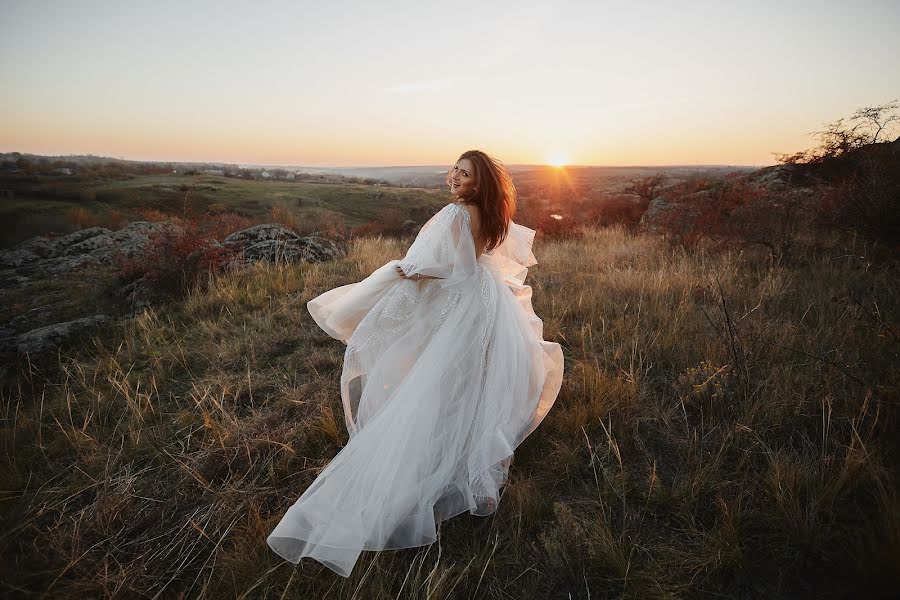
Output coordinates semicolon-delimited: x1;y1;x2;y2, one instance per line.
89;176;449;223
1;225;898;598
0;174;451;247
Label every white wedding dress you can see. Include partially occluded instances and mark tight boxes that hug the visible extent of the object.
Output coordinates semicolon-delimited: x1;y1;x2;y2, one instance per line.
267;201;564;577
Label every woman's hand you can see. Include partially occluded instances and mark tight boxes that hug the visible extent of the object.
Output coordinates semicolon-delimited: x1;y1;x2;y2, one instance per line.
395;265;441;280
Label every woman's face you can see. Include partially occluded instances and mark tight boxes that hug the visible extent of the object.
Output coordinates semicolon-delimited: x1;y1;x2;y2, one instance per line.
449;158;477;198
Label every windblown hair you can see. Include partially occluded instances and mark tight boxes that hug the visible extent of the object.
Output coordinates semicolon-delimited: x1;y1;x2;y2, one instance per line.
445;149;516;253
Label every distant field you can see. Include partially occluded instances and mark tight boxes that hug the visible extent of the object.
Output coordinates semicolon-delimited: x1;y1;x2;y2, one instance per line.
0;174;451;247
0;164;758;248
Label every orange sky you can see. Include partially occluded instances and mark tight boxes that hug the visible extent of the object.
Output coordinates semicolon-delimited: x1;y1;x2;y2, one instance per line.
1;0;898;167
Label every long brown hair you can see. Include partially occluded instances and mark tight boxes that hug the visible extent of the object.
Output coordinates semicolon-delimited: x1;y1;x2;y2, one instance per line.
445;149;516;252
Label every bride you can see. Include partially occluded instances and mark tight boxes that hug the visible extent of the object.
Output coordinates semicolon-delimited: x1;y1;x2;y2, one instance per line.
267;149;565;577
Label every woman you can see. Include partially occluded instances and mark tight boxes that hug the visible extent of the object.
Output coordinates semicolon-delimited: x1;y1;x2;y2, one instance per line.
267;149;564;577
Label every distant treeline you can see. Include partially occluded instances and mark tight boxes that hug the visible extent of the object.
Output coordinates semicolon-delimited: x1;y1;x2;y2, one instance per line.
0;152;389;186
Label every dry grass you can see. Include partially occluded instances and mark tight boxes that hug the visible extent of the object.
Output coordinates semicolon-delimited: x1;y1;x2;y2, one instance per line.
2;226;898;598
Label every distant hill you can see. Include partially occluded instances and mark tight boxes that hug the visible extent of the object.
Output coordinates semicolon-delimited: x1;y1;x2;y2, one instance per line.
0;151;758;188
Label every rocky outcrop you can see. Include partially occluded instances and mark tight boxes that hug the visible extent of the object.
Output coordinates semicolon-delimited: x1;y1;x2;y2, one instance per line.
641;189;711;232
1;220;346;361
222;223;344;269
641;190;709;231
0;221;184;279
15;315;112;356
1;221;345;284
745;164;797;191
638;165;816;233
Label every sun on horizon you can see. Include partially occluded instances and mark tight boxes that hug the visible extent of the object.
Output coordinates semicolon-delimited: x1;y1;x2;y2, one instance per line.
546;152;568;168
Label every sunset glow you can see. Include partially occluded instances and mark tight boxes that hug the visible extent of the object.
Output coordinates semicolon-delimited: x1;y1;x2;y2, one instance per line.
1;1;898;167
547;152;568;168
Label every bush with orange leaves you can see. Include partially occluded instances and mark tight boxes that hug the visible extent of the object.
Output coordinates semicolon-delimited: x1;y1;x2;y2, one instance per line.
113;210;256;301
514;200;584;240
349;215;407;238
587;194;650;230
64;206;131;231
652;174;815;264
512;193;650;240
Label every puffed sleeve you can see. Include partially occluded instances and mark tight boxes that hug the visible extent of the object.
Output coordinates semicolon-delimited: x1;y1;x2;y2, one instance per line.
479;221;536;287
396;203;478;293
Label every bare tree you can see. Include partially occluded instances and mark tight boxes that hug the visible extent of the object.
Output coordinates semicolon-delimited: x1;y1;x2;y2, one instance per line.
853;100;900;144
772;99;900;248
776;99;900;164
625;172;668;209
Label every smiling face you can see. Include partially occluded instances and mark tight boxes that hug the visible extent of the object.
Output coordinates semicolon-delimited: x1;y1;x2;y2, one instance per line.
449;158;477;199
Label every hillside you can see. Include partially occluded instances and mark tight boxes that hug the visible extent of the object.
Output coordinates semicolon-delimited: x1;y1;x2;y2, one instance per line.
0;152;756;250
0;172;450;250
2;225;897;598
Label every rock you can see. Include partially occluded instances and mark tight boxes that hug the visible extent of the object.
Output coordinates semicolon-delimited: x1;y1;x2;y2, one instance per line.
0;326;16;353
2;220;344;301
50;227;113;254
640;190;711;232
13;236;55;258
87;221;183;265
747;164;801;191
17;253;101;277
63;234;117;256
2;221;186;278
641;195;670;225
16;315;112;356
247;236;343;263
8;305;59;330
296;236;345;262
223;223;302;246
0;272;31;289
0;248;40;268
8;221;341;278
224;224;345;266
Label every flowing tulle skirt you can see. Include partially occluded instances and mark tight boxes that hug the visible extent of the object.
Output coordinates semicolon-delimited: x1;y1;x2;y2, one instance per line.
267;256;563;577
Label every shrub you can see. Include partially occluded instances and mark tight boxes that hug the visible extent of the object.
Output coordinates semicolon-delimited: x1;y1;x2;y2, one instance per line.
588;194;650;229
776;99;899;165
515;200;584;240
349;221;388;238
348;215;409;239
771;99;900;249
527;211;583;240
624;173;669;217
651;175;816;263
64;206;104;229
114;212;252;301
62;206;131;232
842;171;897;249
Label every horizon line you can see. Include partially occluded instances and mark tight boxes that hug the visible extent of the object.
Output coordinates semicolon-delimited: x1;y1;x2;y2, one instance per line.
0;150;769;170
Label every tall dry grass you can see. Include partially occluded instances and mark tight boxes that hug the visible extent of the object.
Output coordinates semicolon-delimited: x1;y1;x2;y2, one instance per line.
1;226;897;598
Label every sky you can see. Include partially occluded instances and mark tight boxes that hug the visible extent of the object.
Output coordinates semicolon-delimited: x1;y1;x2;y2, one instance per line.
1;0;898;167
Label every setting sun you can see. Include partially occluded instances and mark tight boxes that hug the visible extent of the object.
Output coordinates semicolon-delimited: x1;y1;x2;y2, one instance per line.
547;152;568;168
